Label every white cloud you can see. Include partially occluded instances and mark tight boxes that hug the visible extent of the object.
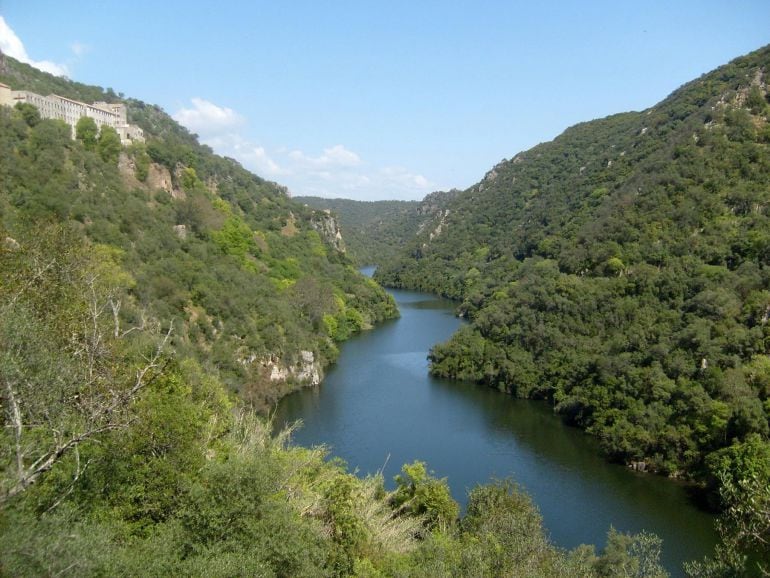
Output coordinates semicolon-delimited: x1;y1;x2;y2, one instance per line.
279;152;434;201
173;98;245;136
236;141;434;200
241;145;284;176
205;133;285;177
0;16;69;76
173;99;435;200
379;166;433;191
288;144;361;168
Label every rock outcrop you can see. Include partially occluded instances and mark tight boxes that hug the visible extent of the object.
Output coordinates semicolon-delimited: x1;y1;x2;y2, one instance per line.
310;210;346;253
254;350;323;387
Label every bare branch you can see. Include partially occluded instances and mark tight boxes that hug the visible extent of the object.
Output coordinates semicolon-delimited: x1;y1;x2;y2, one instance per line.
9;257;56;306
4;379;25;488
44;447;90;514
1;314;173;505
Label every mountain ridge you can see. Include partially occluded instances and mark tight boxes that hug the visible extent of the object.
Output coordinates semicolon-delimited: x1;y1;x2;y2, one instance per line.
376;45;770;489
294;191;458;266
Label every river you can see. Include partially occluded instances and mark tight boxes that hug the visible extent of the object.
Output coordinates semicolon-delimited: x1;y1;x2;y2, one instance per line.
275;280;717;575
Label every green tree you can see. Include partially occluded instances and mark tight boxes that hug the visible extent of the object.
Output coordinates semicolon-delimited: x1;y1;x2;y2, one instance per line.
747;85;767;116
391;461;458;531
129;142;151;181
97;124;121;164
696;435;770;576
14;102;40;127
75;116;98;150
596;527;668;578
0;226;171;504
322;473;369;575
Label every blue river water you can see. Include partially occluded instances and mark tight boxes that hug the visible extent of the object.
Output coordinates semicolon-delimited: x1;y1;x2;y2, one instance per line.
275;279;717;575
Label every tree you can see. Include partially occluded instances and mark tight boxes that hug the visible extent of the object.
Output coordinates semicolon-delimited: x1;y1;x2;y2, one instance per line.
695;435;770;576
97;124;121;164
128;142;151;181
596;527;667;578
0;225;171;504
75;116;98;150
14;102;40;127
391;461;458;531
747;85;767;116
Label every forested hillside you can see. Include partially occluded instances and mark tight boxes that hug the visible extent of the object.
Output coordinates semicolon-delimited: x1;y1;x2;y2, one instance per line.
378;46;770;571
0;52;679;576
295;192;456;266
0;53;397;410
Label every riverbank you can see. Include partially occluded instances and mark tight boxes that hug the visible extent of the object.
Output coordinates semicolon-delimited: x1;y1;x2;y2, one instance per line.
276;286;718;575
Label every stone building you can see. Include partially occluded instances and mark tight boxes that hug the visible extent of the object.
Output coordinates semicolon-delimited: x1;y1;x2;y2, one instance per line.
0;82;14;107
0;83;144;145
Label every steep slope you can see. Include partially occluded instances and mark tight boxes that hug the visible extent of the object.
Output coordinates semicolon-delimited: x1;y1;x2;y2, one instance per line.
0;53;683;578
0;52;397;409
295;191;457;266
377;46;770;484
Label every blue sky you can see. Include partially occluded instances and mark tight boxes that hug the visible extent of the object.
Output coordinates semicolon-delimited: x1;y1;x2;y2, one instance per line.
2;1;769;200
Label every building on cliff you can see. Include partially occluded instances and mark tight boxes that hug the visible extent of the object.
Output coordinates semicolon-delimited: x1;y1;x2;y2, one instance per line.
0;82;144;144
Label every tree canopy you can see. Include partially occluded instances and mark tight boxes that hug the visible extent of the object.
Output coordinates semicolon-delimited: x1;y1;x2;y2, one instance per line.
376;45;770;573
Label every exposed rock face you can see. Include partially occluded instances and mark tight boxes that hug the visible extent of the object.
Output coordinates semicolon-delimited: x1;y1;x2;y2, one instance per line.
415;189;461;240
310;210;345;253
117;152;139;186
261;350;322;387
147;163;176;196
428;209;450;241
417;189;459;217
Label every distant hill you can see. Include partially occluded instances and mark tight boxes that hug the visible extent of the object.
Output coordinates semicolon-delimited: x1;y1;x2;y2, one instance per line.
0;51;397;409
377;45;770;492
295;191;458;266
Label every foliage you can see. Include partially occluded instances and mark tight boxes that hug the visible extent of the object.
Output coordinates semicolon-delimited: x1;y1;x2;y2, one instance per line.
0;219;673;577
97;124;121;164
14;101;40;126
75;116;98;150
295;191;458;266
0;54;397;410
0;224;171;504
128;142;151;181
391;461;459;531
688;435;770;576
374;45;770;570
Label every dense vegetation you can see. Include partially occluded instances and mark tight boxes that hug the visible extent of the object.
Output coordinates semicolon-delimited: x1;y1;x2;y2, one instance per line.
377;47;770;573
0;54;675;575
0;225;670;576
3;45;770;575
0;52;397;410
295;192;456;266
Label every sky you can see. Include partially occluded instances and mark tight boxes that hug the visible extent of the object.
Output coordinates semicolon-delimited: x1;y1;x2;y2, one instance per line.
1;2;769;201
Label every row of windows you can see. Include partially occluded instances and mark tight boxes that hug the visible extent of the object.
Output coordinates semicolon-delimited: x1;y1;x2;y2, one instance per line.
11;92;143;141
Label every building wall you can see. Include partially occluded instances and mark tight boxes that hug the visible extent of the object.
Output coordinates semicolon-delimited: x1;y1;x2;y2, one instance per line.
4;89;144;144
0;83;14;107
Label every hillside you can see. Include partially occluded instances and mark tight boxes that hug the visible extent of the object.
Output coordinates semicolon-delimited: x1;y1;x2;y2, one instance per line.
377;46;770;565
0;52;683;577
0;52;398;409
295;192;457;266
